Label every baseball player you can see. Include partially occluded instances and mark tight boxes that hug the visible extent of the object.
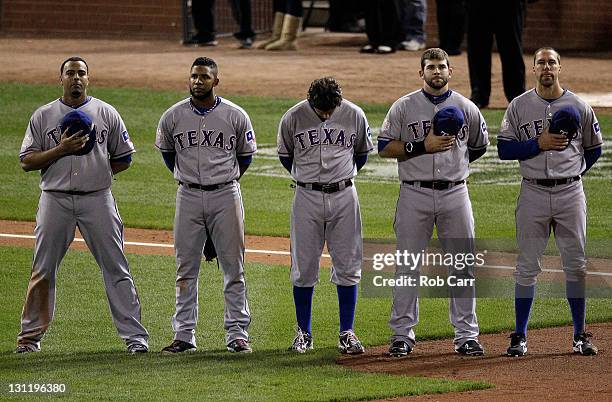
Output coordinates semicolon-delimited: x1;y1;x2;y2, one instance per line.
277;77;373;354
378;48;489;357
156;57;256;354
498;47;603;356
16;56;149;354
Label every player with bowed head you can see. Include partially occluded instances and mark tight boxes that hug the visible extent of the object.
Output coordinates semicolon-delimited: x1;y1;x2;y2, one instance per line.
498;47;602;356
277;77;374;354
378;48;489;357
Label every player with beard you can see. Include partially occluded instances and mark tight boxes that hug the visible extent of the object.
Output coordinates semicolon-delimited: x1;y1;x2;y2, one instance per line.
378;48;489;357
156;57;256;354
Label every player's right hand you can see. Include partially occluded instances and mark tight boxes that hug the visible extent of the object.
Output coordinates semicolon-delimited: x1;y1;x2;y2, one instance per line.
58;127;88;155
424;134;455;153
537;129;569;151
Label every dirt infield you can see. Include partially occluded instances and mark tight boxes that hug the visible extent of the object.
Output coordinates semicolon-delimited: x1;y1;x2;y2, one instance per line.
1;32;611;110
339;323;611;401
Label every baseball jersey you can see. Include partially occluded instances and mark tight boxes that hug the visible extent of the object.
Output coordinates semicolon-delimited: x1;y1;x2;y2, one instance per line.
155;97;257;185
19;97;135;192
379;90;489;182
498;89;603;179
277;99;374;183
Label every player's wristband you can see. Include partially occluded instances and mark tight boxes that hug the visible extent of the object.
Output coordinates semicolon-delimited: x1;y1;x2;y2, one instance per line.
404;141;426;157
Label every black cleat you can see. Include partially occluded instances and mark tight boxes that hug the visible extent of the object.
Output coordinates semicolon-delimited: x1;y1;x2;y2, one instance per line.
127;343;148;354
573;332;598;356
389;340;412;357
161;340;196;354
456;339;484;356
15;344;40;354
227;339;252;353
507;332;527;357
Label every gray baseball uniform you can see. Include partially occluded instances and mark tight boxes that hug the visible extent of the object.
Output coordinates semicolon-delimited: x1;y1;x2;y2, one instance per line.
378;89;489;347
17;96;149;350
156;96;256;346
277;99;373;287
498;89;603;286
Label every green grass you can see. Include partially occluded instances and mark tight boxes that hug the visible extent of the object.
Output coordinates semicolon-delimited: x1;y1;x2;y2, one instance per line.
0;247;488;400
2;246;612;400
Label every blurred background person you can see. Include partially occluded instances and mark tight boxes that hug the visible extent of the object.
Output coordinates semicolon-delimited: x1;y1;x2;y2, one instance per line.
257;0;303;51
361;0;403;54
398;0;427;51
327;0;364;33
184;0;256;48
466;0;530;108
436;0;464;55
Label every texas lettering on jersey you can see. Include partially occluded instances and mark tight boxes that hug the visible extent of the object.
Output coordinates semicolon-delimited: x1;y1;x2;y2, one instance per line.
294;127;356;150
171;129;239;151
401;119;470;141
511;117;578;139
45;125;108;146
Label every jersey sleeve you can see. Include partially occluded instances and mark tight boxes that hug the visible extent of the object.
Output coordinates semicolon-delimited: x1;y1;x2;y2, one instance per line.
467;108;489;150
378;100;403;142
155;109;176;152
498;103;520;142
19;111;43;158
354;108;374;155
235;110;257;156
581;104;604;150
277;111;294;157
106;107;135;159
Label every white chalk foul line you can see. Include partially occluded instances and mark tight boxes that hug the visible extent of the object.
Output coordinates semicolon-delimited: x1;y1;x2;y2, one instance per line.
0;233;330;258
480;264;612;278
3;233;611;276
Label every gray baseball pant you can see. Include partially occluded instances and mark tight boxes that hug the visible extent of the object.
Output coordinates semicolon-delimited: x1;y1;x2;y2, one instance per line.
171;182;250;346
389;183;479;347
17;189;149;349
515;180;587;287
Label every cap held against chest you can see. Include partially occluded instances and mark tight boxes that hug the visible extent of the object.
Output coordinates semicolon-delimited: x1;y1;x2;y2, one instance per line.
549;106;581;140
60;110;97;156
433;106;465;136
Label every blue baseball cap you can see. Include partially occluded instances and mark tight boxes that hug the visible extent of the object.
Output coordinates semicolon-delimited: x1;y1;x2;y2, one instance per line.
433;106;465;136
549;106;581;139
59;110;97;156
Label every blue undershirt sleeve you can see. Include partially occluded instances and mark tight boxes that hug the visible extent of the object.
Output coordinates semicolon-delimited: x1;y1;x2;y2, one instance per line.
377;138;391;153
279;155;293;174
354;154;368;171
237;155;253;166
582;146;602;175
161;151;176;173
497;138;541;161
468;148;486;163
111;154;132;164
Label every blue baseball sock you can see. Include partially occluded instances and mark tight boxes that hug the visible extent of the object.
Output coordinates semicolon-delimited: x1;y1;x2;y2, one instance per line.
337;284;358;332
293;286;314;334
566;280;586;336
515;283;535;336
